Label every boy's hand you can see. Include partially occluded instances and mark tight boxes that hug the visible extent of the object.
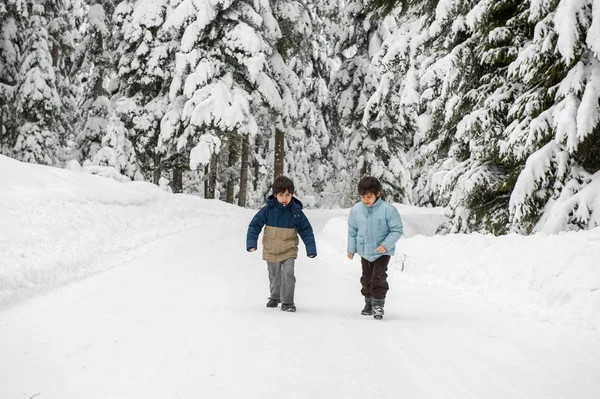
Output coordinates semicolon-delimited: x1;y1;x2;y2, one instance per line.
249;248;256;252
347;253;354;260
376;245;386;254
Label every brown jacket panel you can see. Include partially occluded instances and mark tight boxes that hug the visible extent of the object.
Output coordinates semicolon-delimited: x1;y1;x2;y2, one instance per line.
262;225;299;262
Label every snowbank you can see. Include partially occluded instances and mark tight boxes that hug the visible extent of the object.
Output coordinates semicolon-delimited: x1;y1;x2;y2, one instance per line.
0;155;247;308
321;210;600;331
0;155;161;205
394;203;448;236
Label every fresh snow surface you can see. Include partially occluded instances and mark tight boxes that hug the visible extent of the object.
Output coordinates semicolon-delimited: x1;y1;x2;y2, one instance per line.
1;154;599;398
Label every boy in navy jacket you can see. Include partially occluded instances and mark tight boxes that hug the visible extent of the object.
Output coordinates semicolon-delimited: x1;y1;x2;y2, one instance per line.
247;176;317;312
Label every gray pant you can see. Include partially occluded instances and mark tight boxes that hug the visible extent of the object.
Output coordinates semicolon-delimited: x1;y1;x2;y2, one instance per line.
267;258;296;304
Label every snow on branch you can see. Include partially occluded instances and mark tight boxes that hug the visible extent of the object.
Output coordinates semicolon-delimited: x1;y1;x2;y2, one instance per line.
537;169;600;232
554;0;590;62
509;141;571;230
576;60;600;146
181;73;257;139
189;133;221;170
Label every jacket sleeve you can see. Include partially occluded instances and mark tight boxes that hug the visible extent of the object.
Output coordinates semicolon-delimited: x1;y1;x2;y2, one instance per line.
347;207;358;254
379;205;403;251
297;212;317;257
246;207;267;251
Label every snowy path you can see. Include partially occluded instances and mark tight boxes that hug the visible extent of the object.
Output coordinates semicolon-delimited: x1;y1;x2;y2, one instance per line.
1;215;600;399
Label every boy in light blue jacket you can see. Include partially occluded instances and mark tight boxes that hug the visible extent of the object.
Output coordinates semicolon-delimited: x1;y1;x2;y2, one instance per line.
347;176;403;319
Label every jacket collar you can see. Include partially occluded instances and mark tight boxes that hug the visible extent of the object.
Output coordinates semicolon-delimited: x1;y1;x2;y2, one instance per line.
360;197;382;213
266;195;303;211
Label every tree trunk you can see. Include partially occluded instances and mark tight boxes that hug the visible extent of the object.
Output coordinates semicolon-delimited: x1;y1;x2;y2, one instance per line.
51;39;59;67
93;71;105;100
207;152;218;199
360;156;368;178
204;164;210;198
238;134;250;207
92;33;105;100
153;154;161;184
0;108;4;148
226;135;240;204
274;127;285;178
253;136;260;191
172;165;183;193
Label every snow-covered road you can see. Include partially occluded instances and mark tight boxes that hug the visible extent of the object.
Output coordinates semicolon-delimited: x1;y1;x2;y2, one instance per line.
2;217;599;399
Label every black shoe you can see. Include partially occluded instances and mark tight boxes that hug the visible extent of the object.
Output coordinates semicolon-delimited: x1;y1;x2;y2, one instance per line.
361;303;373;315
266;298;280;308
372;304;384;320
281;303;297;312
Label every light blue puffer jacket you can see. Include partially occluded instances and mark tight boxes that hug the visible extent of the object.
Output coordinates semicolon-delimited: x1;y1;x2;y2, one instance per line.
347;199;403;262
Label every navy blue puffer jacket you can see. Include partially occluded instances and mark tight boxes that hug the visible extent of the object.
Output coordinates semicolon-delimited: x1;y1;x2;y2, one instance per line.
246;196;317;262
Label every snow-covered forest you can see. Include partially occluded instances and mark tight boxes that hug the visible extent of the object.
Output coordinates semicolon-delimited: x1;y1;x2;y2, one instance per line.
1;0;599;234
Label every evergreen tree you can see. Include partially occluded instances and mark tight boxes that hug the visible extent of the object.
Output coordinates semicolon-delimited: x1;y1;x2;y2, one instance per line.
390;0;600;233
327;0;380;206
361;4;421;203
274;0;332;204
359;0;526;232
411;0;532;233
7;0;81;165
93;111;138;178
48;0;81;161
161;0;282;198
505;0;600;232
73;0;114;164
113;0;173;184
0;0;24;155
13;1;62;165
438;0;529;234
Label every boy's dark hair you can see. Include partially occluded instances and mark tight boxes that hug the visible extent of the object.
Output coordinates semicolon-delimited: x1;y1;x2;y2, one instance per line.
358;176;381;196
272;176;295;195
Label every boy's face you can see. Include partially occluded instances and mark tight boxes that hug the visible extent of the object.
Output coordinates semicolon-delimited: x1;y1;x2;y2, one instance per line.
275;190;292;206
360;192;380;207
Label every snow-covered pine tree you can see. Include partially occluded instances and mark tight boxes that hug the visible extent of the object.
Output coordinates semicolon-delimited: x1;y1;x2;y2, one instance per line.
112;0;173;185
161;0;282;199
0;0;24;156
47;0;82;162
92;111;138;178
327;0;381;206
9;0;81;166
504;0;600;233
273;0;332;205
73;0;114;164
398;0;482;231
437;0;531;234
412;0;533;234
298;0;343;207
360;3;421;204
13;1;62;165
242;0;331;206
246;108;273;206
366;0;519;232
270;1;298;180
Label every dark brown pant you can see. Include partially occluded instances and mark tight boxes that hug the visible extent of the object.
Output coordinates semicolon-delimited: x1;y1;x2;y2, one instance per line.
361;255;390;302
